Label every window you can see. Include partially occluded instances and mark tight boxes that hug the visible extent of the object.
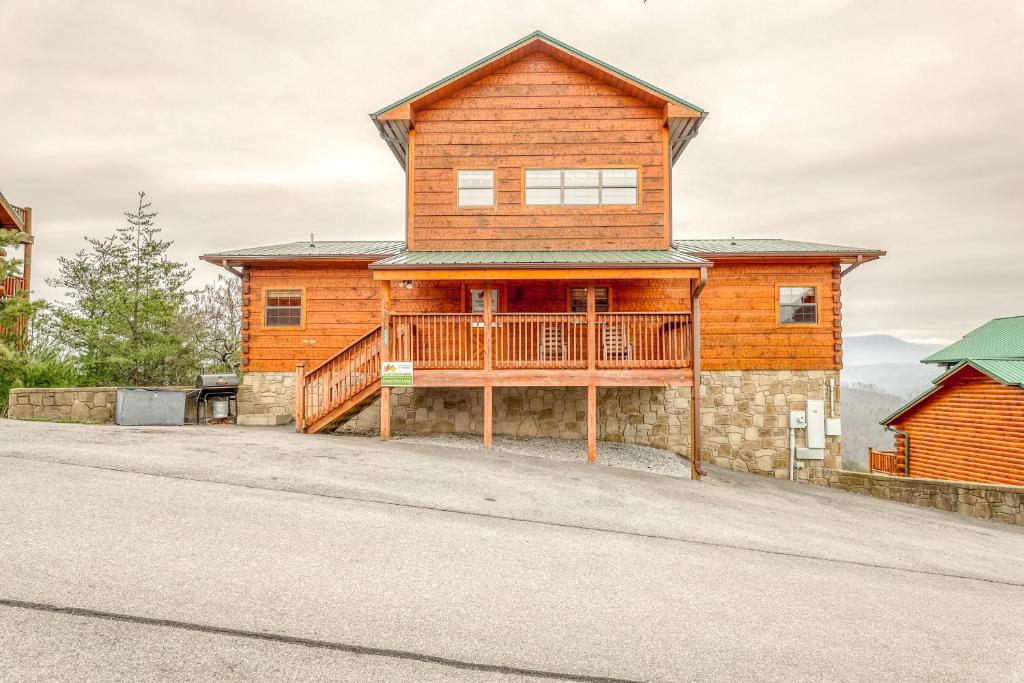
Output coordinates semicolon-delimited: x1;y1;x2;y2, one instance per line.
469;288;499;313
457;170;494;206
525;169;638;206
779;286;817;324
265;289;303;327
569;287;610;313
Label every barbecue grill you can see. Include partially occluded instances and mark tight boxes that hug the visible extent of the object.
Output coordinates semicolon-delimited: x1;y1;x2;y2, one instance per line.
195;373;239;424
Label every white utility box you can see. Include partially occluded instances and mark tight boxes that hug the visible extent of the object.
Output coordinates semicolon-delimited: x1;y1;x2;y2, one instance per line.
825;418;842;436
789;410;807;429
806;400;826;449
796;447;825;460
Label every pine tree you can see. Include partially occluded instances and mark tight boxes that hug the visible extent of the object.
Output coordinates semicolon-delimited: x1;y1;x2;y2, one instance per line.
48;192;194;385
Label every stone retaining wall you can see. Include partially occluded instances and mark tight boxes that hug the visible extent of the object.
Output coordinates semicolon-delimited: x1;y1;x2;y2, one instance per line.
7;387;198;423
809;468;1024;526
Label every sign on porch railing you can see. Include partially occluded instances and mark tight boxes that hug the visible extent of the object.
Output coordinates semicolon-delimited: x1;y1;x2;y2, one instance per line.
381;361;414;387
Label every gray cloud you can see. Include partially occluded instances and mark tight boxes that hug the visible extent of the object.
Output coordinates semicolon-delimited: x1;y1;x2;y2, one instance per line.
1;0;1021;342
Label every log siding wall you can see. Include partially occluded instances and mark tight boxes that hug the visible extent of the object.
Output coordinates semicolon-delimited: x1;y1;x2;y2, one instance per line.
410;52;669;251
243;260;842;373
701;261;840;370
890;367;1024;486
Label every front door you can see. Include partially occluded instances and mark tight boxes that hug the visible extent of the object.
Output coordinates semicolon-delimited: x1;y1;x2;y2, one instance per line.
466;285;504;366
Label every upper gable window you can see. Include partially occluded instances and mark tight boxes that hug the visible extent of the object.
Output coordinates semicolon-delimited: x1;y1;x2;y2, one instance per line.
779;287;818;324
457;170;494;207
525;169;638;206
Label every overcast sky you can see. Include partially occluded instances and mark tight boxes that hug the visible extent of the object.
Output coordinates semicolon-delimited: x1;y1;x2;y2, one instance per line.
1;0;1021;342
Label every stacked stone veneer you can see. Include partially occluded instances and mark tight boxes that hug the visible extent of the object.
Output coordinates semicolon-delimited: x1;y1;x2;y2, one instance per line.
238;368;839;475
237;372;295;420
699;369;842;481
336;386;693;455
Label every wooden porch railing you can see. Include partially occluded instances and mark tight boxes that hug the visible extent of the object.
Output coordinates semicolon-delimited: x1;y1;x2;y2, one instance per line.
868;448;904;475
389;313;484;369
595;313;692;368
387;311;692;370
299;326;382;429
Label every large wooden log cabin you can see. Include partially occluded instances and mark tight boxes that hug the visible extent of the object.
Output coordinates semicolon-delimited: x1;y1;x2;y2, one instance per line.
876;316;1024;486
0;188;32;341
202;31;884;480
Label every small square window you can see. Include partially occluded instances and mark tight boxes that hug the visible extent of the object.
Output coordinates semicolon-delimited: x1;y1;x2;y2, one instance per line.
779;287;817;324
265;289;303;327
457;170;494;206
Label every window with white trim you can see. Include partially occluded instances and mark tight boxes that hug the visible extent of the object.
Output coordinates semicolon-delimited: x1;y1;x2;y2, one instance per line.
525;169;638;206
457;170;495;206
265;289;303;327
779;287;818;324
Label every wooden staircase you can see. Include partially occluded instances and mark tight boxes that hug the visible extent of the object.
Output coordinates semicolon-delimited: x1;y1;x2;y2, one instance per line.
297;326;383;433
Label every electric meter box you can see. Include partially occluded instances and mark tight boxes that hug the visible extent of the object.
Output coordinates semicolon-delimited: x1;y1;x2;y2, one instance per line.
789;411;807;429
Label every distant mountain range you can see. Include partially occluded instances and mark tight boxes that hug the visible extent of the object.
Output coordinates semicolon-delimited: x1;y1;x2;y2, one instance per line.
842;335;944;399
843;334;944;368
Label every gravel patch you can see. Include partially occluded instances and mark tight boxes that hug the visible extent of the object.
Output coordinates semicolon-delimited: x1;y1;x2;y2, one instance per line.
395;433;692;479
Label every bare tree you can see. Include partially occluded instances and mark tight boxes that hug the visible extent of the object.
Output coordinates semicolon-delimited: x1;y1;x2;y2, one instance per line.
184;274;241;373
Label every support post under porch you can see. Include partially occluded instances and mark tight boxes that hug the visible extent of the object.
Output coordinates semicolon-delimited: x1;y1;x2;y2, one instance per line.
483;385;493;449
690;268;708;480
380;280;392;441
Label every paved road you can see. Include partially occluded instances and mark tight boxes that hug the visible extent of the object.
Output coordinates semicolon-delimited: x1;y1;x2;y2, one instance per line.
1;419;1023;681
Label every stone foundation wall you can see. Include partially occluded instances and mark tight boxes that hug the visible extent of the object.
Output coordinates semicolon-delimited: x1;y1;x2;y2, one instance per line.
7;387;197;423
247;367;842;476
809;469;1024;526
699;369;841;480
237;372;295;420
336;386;692;455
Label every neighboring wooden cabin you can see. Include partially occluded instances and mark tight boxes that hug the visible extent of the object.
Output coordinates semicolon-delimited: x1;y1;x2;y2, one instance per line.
0;189;32;341
201;31;884;479
879;316;1024;486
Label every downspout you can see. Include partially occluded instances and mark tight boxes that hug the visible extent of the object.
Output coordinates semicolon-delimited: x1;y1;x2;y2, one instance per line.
690;267;708;480
886;426;910;477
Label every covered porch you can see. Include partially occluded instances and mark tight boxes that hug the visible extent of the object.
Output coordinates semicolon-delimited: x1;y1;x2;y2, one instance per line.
370;253;709;476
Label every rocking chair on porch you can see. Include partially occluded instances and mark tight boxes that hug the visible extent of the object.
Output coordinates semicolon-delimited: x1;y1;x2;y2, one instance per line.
601;323;633;362
538;323;568;361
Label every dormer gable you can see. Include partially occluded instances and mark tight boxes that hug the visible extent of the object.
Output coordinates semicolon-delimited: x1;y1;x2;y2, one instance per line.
371;31;706;170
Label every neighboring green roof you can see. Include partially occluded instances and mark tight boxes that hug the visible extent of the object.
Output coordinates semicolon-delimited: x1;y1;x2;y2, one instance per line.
372;30;705;118
370;248;711;268
881;358;1024;425
921;316;1024;364
672;239;885;258
201;241;405;260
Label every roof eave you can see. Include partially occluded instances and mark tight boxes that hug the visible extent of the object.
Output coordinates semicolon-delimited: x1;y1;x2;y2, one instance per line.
369;260;712;270
695;251;885;261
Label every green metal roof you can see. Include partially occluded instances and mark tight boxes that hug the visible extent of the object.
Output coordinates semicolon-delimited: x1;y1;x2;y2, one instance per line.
372;30;705;118
921;316;1024;364
370;248;710;268
201;241;405;262
881;358;1024;425
201;239;888;266
672;239;885;258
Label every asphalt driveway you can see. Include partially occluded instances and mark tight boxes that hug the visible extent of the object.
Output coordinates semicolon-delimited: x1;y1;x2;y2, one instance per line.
1;419;1023;681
